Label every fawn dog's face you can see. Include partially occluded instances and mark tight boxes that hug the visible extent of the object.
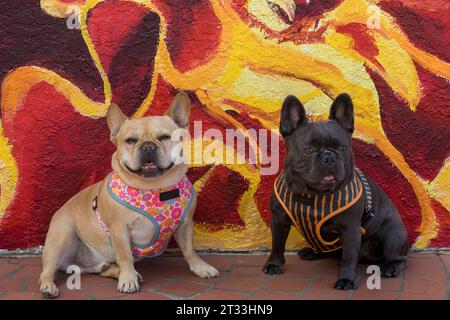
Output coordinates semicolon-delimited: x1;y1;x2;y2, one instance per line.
107;92;190;183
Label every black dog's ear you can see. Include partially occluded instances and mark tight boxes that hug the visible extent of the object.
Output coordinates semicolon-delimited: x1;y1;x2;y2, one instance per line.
329;93;354;134
280;95;307;138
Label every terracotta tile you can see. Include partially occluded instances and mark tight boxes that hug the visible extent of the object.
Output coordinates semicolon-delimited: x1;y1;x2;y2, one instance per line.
316;259;340;277
196;289;248;300
12;265;41;278
216;277;264;292
249;290;301;300
234;255;268;266
403;280;446;294
405;257;446;281
311;276;341;290
0;253;447;301
264;277;310;292
0;261;23;277
57;288;90;300
351;290;398;300
142;265;192;279
0;278;26;292
302;289;350;300
199;255;235;271
166;266;222;284
80;273;117;288
399;292;446;300
118;291;169;300
139;276;171;291
23;277;41;293
283;264;317;278
439;254;450;272
0;292;42;300
157;280;209;298
84;282;127;300
16;257;42;266
139;256;187;267
232;266;263;278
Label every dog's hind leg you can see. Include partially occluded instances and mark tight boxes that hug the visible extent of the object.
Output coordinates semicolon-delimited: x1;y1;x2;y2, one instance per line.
99;263;120;279
380;230;408;278
40;213;77;298
378;202;409;278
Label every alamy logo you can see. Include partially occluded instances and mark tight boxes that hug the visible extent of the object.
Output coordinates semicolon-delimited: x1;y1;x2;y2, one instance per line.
66;6;81;30
366;5;381;30
66;265;81;290
366;265;381;290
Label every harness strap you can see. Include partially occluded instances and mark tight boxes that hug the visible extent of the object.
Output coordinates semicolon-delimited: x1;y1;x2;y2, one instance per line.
354;168;375;226
92;196;111;236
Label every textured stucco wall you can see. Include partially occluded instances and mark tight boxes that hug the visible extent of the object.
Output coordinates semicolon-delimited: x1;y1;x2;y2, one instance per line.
0;0;449;251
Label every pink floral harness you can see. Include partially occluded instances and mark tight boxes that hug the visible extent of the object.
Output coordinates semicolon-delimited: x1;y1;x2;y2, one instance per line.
93;173;195;258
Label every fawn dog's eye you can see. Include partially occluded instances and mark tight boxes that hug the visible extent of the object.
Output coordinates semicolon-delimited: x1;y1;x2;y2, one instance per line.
158;134;171;141
125;137;138;145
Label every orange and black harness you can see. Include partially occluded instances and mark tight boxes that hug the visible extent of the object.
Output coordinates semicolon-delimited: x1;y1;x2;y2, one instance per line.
273;168;374;252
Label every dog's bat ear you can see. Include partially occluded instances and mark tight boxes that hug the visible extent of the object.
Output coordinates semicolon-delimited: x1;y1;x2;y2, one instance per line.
106;103;127;144
166;91;191;128
280;95;307;138
329;93;354;134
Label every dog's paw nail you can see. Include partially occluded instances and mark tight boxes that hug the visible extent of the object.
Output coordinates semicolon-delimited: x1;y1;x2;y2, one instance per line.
334;278;356;290
40;282;59;298
262;264;283;275
118;271;141;293
191;263;219;279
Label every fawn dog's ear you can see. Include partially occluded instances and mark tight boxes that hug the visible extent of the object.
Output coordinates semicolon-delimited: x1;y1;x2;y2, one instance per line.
106;103;127;144
329;93;354;134
166;91;191;129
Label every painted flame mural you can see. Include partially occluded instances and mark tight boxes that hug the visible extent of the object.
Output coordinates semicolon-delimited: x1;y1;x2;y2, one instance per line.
0;0;449;250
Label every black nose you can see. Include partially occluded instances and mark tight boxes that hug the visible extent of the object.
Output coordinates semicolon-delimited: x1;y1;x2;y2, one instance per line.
321;151;336;166
140;141;157;153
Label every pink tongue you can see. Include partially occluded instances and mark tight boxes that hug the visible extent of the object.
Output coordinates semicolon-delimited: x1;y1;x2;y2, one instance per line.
322;175;335;182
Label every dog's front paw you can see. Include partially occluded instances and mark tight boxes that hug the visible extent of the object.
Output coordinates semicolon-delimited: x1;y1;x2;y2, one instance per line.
117;270;141;293
334;278;357;290
40;281;59;298
262;263;283;275
190;261;220;279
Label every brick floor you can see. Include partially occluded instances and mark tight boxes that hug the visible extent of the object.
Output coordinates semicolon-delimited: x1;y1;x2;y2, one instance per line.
0;253;448;300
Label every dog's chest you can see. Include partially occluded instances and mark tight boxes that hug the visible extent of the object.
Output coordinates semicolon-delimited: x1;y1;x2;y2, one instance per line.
130;214;156;246
106;173;195;257
274;171;364;252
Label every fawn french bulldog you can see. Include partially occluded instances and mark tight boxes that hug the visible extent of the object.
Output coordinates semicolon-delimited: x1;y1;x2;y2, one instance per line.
40;92;219;298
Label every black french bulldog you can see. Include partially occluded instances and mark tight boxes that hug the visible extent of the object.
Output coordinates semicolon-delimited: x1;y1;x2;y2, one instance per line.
263;93;408;290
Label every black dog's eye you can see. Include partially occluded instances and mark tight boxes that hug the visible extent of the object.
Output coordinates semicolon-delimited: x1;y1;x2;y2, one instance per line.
304;146;316;155
338;145;347;151
125;137;138;145
158;134;171;141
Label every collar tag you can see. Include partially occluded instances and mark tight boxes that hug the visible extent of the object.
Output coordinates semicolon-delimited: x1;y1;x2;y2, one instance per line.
160;189;180;201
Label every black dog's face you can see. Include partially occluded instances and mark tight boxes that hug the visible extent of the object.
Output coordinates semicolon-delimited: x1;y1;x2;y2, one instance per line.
280;94;355;193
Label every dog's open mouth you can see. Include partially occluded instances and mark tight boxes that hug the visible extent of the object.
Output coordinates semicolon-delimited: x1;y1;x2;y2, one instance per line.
125;161;174;178
320;174;336;184
142;161;157;171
